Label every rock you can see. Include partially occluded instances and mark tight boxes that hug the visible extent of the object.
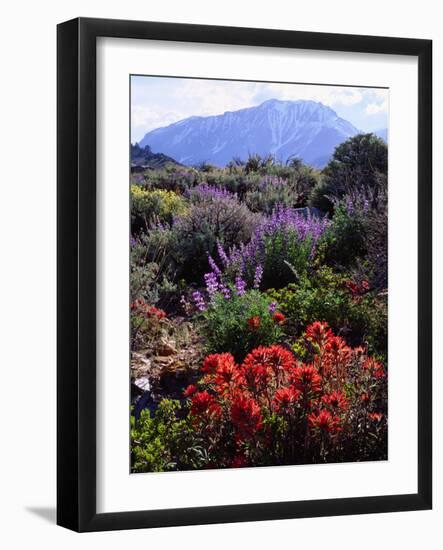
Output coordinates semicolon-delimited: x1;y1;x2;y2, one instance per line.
133;376;151;393
156;338;177;356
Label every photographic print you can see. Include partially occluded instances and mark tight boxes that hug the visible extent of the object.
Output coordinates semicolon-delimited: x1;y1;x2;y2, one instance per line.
130;76;388;473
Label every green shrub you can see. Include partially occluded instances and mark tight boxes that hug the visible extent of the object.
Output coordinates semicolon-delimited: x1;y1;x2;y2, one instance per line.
131;400;206;472
317;201;367;269
200;289;283;360
268;267;387;359
309;133;387;212
130;231;178;306
244;176;298;214
172;195;261;282
131;185;187;232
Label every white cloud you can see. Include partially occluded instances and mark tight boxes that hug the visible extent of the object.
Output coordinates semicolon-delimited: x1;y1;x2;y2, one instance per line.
171;79;260;117
268;83;364;107
365;97;388;115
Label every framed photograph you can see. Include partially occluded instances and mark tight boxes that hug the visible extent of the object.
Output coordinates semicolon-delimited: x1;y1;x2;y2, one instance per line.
57;17;432;532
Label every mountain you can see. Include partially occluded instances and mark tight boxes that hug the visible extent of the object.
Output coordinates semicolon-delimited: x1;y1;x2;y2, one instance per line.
131;143;180;170
138;99;360;168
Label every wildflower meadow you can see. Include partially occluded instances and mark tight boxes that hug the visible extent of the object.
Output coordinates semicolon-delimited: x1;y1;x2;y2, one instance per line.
130;125;388;472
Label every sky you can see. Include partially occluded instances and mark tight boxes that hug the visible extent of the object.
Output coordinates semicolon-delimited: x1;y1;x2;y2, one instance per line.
131;75;388;144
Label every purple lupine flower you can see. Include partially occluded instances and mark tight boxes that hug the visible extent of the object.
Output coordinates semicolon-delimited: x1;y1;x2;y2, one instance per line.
210;205;330;287
235;275;247;296
207;254;221;277
220;284;231;299
216;240;229;268
130;235;137;247
204;272;219;298
253;264;263;289
192;290;206;312
187;183;234;202
268;301;278;314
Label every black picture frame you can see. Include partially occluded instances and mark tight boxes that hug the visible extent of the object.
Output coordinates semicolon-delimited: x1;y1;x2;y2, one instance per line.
57;17;432;532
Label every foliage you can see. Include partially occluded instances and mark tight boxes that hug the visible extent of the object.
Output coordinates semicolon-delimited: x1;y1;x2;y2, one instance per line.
130;297;167;350
244;176;299;214
317;198;367;269
171;192;261;281
309;133;388;212
131;400;206;472
198;288;284;361
130;147;389;471
131;185;187;232
130;232;178;308
268;267;387;359
215;206;330;289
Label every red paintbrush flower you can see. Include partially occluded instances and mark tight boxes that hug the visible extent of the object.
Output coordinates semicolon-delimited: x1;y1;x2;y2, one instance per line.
247;316;261;330
243;345;295;378
231;394;263;439
361;280;370;291
183;384;198;398
324;335;348;355
201;352;235;374
305;321;333;347
368;412;383;422
273;386;301;412
292;365;322;394
362;358;385;378
273;312;286;325
360;392;370;403
308;409;341;433
240;362;270;393
190;391;221;419
214;358;239;390
322;390;348;410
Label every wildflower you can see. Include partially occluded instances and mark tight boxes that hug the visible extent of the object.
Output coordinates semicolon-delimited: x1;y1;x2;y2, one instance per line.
235;275;247;296
216;240;229;268
368;412;383;422
204;271;219;298
202;353;235;374
344;279;359;297
321;390;348;410
247;316;261;330
190;391;215;416
268;301;278;314
231;394;263;439
273;386;301;412
253;264;264;289
360;392;370;403
362;358;385;378
192;290;206;312
308;409;341;433
292;365;322;394
147;306;166;320
305;321;333;347
190;391;221;419
183;384;198;398
220;284;231;299
243;345;295;377
240;362;270;392
207;254;221;276
214;357;239;390
273;312;286;325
